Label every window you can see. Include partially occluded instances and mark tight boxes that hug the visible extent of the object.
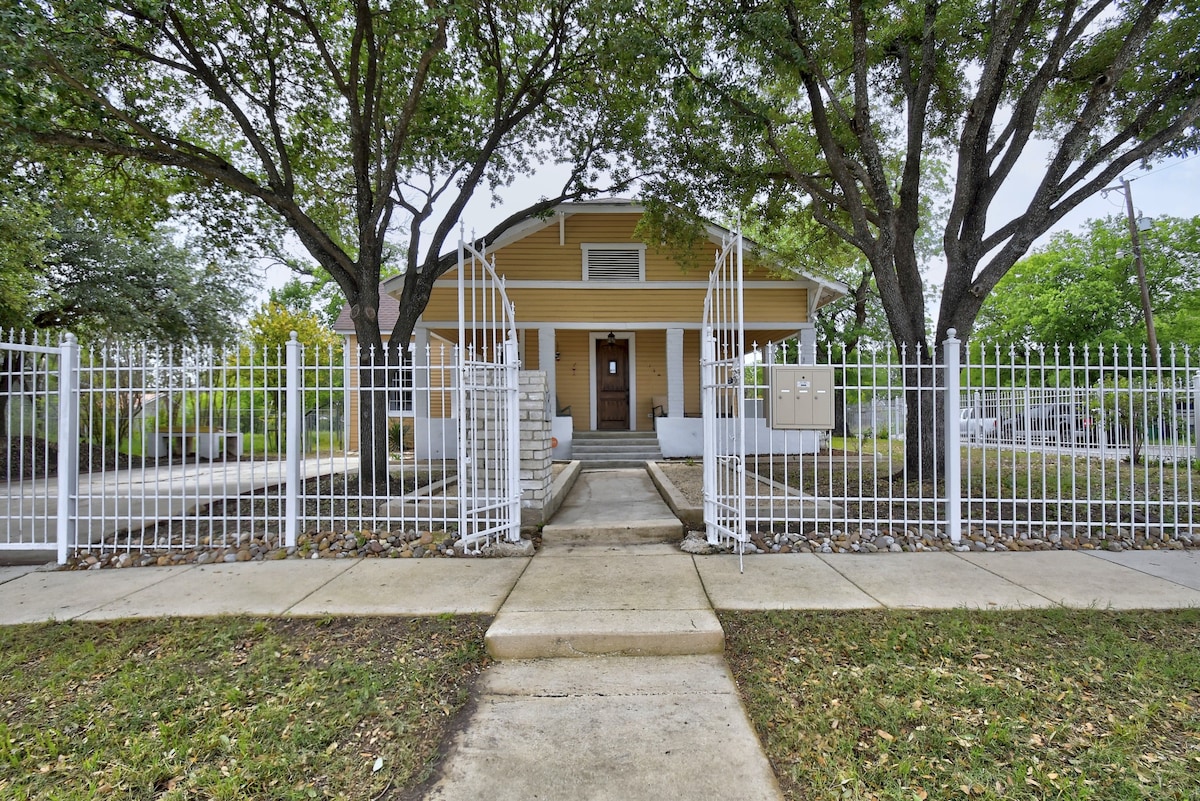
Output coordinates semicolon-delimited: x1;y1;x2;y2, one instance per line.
388;347;413;413
581;243;645;281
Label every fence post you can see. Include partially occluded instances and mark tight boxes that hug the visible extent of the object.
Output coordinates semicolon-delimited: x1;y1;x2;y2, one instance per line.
943;330;962;545
55;335;80;565
284;332;301;548
506;337;522;542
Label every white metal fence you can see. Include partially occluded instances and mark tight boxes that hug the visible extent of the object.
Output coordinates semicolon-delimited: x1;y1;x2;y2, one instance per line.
1;243;521;564
729;334;1199;551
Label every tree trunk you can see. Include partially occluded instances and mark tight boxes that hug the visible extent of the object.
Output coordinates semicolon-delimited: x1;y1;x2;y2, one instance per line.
349;281;390;496
356;349;392;496
900;349;942;481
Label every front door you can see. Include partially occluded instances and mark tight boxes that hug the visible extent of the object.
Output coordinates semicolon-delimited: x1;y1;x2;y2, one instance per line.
596;338;629;430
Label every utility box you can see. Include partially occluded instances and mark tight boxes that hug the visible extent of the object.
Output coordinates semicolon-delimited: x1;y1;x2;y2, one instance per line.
767;366;835;430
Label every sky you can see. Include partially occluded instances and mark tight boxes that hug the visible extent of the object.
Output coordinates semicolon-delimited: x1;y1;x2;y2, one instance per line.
453;150;1200;273
260;150;1200;308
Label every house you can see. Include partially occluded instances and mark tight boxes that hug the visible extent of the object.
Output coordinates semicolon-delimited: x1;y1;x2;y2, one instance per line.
334;199;845;458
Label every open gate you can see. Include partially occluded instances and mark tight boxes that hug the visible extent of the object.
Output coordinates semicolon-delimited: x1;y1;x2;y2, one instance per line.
456;236;522;550
701;231;748;555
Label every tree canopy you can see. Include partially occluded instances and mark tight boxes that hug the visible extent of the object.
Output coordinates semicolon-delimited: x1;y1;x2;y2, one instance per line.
975;214;1200;352
2;0;652;484
643;0;1200;471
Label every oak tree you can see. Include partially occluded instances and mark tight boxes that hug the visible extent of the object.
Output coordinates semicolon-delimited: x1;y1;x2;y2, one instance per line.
646;0;1200;472
2;0;649;486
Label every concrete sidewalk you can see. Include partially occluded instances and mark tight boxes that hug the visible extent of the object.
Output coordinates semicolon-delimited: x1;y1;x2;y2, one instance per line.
2;543;1196;625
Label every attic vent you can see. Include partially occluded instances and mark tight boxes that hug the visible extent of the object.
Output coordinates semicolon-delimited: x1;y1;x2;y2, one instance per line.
582;243;645;281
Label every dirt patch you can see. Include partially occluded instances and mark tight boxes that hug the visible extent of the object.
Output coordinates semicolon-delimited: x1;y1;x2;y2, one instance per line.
656;461;703;507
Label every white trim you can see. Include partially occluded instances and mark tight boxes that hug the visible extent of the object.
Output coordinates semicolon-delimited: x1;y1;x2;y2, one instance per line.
589;331;636;431
431;278;810;290
426;320;799;332
538;326;557;418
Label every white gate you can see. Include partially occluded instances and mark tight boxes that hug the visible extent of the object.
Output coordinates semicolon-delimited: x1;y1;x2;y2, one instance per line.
456;237;522;550
1;334;77;563
701;231;748;553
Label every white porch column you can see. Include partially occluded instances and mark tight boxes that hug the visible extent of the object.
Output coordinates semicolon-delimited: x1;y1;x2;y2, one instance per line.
413;327;431;422
799;324;818;365
538;326;557;418
667;328;685;417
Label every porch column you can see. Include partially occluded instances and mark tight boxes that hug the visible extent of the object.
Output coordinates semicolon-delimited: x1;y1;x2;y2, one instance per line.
413;327;431;422
538;326;557;418
799;324;818;365
667;328;684;417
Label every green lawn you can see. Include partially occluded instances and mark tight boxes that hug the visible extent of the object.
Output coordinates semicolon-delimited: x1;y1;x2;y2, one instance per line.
722;609;1200;800
4;611;1197;800
0;617;490;800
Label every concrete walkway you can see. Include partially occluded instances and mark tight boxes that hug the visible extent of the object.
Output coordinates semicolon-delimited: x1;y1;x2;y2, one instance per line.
1;467;1199;800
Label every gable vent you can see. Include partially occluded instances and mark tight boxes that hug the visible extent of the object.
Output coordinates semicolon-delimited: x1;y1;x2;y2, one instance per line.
582;243;645;281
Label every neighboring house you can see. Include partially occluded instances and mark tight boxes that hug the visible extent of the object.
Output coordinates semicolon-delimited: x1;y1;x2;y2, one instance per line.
335;199;845;457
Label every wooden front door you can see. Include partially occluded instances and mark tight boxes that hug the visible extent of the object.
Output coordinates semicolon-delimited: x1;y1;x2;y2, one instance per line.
596;338;629;430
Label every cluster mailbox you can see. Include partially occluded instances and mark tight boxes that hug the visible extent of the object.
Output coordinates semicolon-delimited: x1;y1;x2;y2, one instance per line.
766;365;835;430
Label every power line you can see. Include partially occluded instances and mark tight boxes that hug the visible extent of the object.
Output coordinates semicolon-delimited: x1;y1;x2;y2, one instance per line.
1125;152;1200;183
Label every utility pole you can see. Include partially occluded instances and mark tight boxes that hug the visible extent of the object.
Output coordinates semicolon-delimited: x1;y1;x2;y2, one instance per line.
1119;177;1159;368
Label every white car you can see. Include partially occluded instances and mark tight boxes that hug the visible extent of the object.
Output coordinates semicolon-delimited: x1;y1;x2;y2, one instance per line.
960;407;998;440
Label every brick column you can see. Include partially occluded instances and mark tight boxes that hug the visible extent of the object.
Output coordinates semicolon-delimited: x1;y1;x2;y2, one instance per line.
518;370;552;525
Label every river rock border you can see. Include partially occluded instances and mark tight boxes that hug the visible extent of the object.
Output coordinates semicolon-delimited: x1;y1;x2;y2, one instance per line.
681;525;1197;556
66;528;536;570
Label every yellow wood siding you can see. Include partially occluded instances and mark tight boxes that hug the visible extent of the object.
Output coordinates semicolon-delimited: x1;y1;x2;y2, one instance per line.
524;329;539;370
554;330;591;428
422;285;807;325
683;331;702;417
633;330;666;432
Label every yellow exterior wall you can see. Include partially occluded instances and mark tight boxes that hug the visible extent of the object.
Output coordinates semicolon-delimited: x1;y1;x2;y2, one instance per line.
524;329;539;370
553;330;592;425
419;212;810;326
384;208;825;434
425;285;805;325
633;330;666;432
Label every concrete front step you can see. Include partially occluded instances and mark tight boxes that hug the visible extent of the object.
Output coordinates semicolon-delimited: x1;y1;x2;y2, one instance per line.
485;552;718;660
542;517;683;543
486;609;724;659
576;459;659;470
573;443;663;453
573;436;663;462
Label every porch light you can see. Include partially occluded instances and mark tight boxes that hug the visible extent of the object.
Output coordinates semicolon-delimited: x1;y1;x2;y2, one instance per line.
607;331;616;345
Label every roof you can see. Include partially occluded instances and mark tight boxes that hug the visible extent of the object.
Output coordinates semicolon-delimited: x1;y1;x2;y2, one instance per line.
332;291;400;334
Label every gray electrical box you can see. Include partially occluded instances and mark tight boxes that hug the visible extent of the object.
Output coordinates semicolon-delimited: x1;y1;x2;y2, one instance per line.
767;365;835;430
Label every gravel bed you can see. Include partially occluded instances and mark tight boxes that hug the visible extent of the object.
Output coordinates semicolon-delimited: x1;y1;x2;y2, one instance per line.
65;526;538;570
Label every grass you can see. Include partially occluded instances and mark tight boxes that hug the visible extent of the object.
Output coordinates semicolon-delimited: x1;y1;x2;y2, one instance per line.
722;609;1200;801
4;610;1198;799
752;441;1200;529
0;616;490;800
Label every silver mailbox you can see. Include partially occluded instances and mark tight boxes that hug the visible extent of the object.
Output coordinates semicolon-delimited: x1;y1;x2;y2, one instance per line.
767;366;835;430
